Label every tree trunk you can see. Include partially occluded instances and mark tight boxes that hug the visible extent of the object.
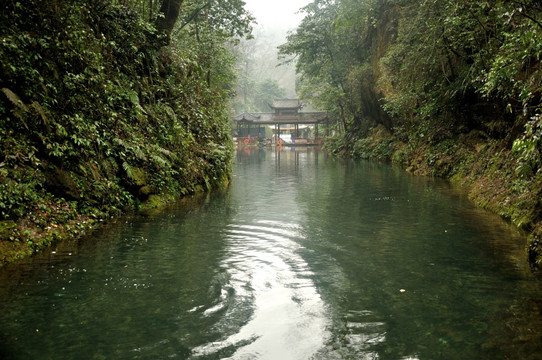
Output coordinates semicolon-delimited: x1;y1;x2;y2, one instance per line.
156;0;183;45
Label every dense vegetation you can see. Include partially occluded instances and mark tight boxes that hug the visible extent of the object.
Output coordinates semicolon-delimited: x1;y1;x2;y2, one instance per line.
280;0;542;267
0;0;253;264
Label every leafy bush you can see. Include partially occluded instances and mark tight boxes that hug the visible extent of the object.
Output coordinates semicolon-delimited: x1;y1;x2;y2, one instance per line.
513;114;542;178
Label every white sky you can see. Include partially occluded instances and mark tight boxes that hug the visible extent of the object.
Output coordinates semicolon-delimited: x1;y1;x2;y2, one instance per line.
243;0;312;30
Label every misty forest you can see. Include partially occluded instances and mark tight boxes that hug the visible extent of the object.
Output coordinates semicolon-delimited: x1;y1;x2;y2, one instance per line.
1;0;542;359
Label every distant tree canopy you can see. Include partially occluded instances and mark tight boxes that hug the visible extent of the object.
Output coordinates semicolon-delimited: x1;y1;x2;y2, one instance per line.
255;79;287;112
233;76;287;113
230;31;293;115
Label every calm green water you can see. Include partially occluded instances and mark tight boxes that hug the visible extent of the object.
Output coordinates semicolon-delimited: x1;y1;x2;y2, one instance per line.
1;147;541;359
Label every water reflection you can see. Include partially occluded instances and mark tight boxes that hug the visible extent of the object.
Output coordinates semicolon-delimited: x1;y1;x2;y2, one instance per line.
0;194;236;359
192;220;328;359
293;156;540;359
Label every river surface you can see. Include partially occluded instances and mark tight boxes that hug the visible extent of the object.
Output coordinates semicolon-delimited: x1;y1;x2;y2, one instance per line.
1;147;541;359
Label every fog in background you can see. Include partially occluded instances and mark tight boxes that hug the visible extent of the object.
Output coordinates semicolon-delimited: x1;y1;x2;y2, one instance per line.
231;0;311;113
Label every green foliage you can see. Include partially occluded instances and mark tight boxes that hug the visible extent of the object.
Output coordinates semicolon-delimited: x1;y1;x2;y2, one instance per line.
175;0;254;40
284;0;541;167
0;167;44;220
513;114;542;177
381;0;542;135
280;0;391;143
280;0;348;130
0;0;243;261
254;79;287;112
288;0;542;266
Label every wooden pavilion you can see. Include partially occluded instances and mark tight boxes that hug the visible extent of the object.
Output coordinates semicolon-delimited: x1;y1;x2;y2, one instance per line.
233;99;328;145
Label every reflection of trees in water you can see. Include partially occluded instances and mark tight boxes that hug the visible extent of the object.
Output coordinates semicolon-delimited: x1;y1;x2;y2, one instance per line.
483;297;542;359
295;157;541;359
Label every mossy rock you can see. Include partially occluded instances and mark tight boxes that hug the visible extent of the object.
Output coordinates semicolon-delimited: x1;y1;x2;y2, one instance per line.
139;193;177;216
130;167;147;186
138;185;154;197
0;220;21;241
44;166;82;200
0;241;32;264
142;194;169;211
215;174;231;188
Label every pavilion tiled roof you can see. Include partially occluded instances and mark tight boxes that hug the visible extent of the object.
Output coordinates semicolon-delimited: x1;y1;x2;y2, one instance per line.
269;99;302;109
232;100;327;125
233;112;274;122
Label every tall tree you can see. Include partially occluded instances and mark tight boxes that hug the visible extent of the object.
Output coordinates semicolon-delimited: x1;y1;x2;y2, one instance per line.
156;0;184;44
279;0;387;135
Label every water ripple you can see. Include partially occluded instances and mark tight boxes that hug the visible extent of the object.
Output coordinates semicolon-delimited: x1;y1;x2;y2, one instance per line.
190;219;329;359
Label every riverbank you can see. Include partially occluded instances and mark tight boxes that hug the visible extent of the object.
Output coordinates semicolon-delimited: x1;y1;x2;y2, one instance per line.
0;1;238;267
0;188;222;266
326;126;542;269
